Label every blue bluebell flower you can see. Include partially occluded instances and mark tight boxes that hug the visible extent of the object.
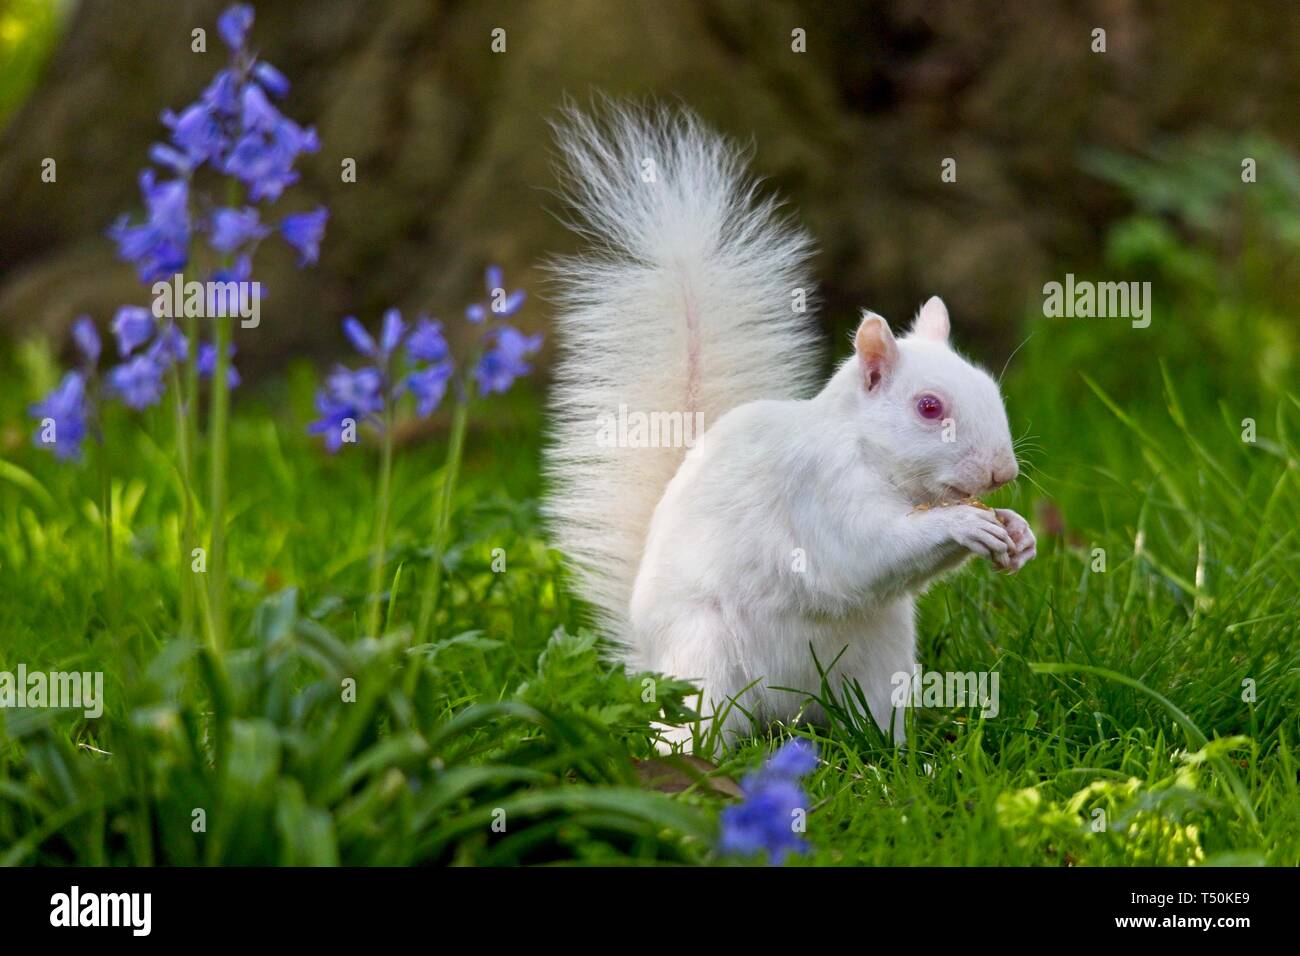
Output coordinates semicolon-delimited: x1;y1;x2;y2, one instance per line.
474;325;542;395
198;342;242;388
253;61;290;98
107;355;167;410
29;372;89;461
324;366;386;413
146;323;189;364
71;316;101;366
241;83;281;133
149;142;194;176
279;207;328;265
718;739;818;864
109;170;192;283
378;308;405;356
762;737;819;779
465;264;527;323
405;363;453;417
309;311;458;447
454;264;541;395
217;4;254;51
205;256;260;317
307;398;354;453
116;1;324;309
209;206;268;254
342;316;377;357
201;69;241;117
111;305;156;357
42;5;327;472
406;316;449;363
718;777;810;863
305;269;535;443
212;255;254;287
343;309;406;361
160;101;227;168
308;365;385;452
223;115;319;202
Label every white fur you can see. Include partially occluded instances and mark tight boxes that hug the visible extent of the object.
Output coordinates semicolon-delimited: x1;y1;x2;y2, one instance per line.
543;103;1035;752
543;101;821;652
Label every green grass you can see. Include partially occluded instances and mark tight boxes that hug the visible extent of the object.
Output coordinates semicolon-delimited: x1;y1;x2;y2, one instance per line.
0;4;1295;867
0;0;67;130
1;317;1296;866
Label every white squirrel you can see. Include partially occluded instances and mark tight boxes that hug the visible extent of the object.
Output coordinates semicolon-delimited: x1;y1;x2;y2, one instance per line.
543;103;1036;751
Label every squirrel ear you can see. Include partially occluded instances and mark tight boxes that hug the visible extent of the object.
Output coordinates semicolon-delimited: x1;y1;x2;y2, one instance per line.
911;296;950;343
855;311;898;392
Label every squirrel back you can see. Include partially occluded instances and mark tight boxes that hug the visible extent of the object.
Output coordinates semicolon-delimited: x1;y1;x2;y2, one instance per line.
542;101;821;651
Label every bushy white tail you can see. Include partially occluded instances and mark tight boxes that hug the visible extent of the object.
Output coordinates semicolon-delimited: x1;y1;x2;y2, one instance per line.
543;101;820;652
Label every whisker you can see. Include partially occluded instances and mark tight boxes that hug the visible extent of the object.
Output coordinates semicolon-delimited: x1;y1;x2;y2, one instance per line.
1020;462;1060;489
998;332;1035;385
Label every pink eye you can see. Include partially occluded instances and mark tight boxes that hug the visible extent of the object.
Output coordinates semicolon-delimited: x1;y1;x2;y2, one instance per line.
916;394;945;420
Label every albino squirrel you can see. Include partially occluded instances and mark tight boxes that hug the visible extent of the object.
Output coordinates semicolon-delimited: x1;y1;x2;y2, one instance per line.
544;103;1036;751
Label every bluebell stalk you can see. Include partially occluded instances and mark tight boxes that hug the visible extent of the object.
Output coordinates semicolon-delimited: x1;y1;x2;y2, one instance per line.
305;266;541;648
309;310;453;638
101;3;327;652
29;319;114;622
414;266;541;647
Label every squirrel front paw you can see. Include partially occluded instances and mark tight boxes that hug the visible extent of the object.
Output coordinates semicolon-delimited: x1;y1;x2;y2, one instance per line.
946;504;1016;568
992;508;1037;573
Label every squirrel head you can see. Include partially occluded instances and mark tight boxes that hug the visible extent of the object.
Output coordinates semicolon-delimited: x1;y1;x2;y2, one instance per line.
848;297;1017;503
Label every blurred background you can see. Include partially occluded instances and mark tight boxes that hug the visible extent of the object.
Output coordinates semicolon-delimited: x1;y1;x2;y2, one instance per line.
1;1;1297;869
1;0;1297;390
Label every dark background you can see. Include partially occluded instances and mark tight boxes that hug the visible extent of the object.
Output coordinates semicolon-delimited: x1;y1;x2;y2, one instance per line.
2;0;1299;376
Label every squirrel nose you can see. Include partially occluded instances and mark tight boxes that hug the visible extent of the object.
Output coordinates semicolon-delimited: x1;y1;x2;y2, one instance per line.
989;462;1018;490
